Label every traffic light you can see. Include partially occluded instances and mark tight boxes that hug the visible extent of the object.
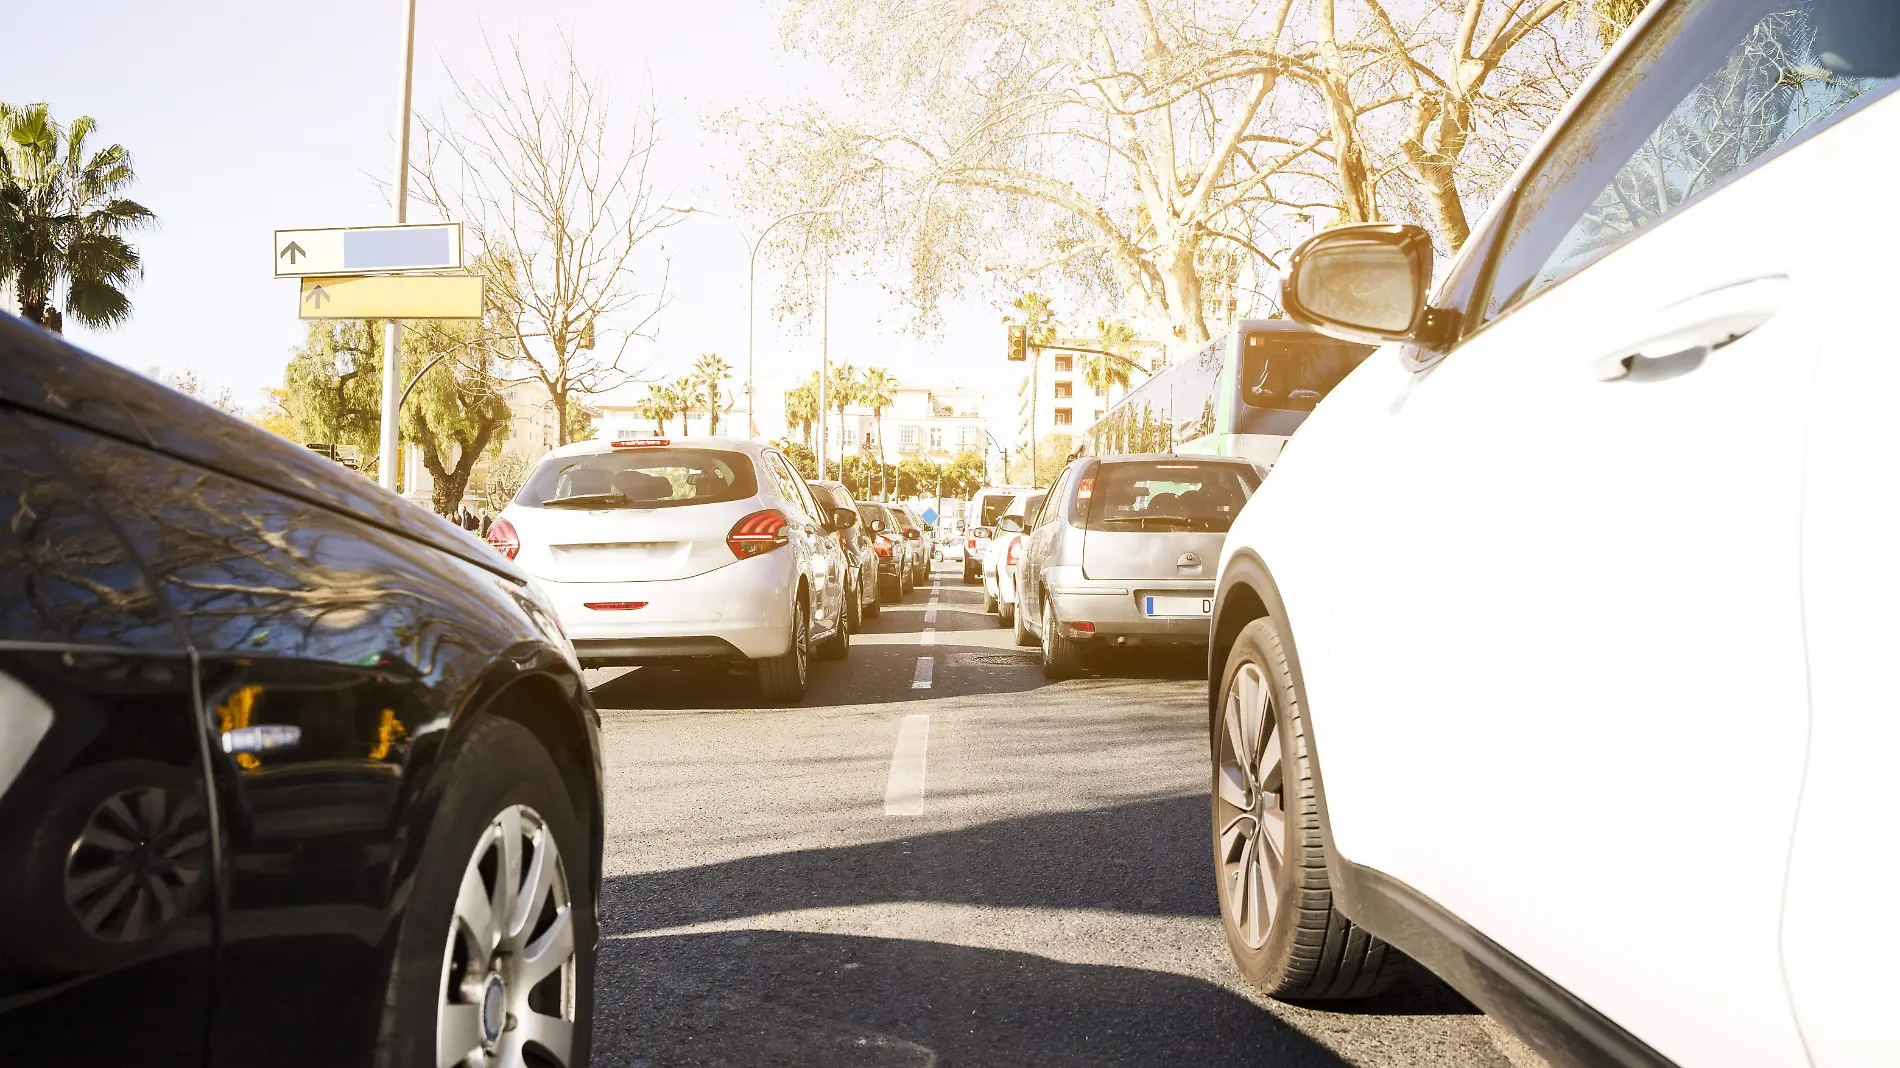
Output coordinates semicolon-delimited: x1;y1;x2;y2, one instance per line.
1007;324;1028;361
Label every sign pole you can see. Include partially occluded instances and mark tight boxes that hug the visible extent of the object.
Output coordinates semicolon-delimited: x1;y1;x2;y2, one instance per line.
379;0;419;492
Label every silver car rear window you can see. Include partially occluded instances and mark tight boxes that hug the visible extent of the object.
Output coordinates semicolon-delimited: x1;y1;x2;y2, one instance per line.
1082;461;1260;533
516;448;758;509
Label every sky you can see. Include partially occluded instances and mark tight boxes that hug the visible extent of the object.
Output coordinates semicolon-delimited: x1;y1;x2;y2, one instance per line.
3;0;1029;440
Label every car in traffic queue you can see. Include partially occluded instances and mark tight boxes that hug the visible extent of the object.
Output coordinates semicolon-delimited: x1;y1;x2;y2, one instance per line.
962;485;1032;583
887;504;933;586
854;500;914;600
981;490;1044;628
806;479;881;627
1204;3;1900;1067
1014;455;1260;678
488;436;854;702
0;313;605;1068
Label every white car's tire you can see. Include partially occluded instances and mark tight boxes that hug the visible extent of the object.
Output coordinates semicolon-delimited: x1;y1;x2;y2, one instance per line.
1013;595;1037;647
983;590;997;613
757;599;810;703
997;601;1014;629
1213;616;1403;999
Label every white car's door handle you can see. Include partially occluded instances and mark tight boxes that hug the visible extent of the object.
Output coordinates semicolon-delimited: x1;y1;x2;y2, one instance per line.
1591;275;1788;382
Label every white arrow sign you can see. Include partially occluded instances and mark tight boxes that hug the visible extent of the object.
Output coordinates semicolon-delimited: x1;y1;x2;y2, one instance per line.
273;222;463;278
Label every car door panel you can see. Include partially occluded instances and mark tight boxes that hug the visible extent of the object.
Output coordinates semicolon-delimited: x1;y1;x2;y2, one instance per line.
1310;62;1895;1068
0;407;213;1067
1780;116;1900;1068
42;419;567;1067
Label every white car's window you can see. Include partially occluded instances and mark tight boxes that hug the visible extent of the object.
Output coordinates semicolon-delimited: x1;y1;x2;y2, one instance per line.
1482;0;1900;323
516;448;758;509
761;451;815;521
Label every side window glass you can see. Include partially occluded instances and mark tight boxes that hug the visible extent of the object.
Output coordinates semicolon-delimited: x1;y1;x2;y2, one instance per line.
1036;466;1074;529
764;453;812;521
1483;0;1900;322
0;410;177;648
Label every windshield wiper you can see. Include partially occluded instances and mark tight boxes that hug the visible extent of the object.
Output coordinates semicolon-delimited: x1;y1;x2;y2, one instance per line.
538;492;629;509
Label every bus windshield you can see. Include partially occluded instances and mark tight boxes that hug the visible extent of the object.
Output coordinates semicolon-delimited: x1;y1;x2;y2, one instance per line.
1241;331;1373;412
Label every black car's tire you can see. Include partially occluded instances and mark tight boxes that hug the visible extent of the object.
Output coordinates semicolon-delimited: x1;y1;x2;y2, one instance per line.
1212;616;1404;1000
997;601;1014;628
983;590;998;613
846;576;864;632
863;582;881;620
757;599;811;703
1041;600;1082;679
816;606;850;661
898;567;912;597
1013;595;1037;646
375;715;595;1068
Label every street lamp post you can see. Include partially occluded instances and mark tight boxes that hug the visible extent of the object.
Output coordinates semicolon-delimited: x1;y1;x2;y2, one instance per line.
378;0;420;492
660;204;842;444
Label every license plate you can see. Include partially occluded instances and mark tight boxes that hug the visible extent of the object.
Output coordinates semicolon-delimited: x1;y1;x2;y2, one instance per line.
1144;594;1212;617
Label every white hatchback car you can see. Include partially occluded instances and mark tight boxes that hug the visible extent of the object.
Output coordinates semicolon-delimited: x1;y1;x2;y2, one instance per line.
1208;3;1898;1067
488;436;853;702
980;490;1042;628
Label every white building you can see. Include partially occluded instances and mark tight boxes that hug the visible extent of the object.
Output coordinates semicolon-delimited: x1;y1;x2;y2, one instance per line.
817;382;987;468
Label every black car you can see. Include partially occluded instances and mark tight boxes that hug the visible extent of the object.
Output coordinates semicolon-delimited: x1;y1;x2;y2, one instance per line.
806;480;880;628
0;314;603;1067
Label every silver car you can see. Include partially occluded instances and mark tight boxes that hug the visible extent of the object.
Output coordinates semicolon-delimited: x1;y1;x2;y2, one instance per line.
1013;454;1261;678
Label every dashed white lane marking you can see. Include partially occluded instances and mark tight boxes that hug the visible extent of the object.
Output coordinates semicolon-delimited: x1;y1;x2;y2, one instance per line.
911;656;934;689
883;714;930;816
923;607;938;623
921;629;936;646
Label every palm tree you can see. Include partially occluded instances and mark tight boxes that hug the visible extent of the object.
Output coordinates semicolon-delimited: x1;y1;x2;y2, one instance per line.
1;103;154;332
692;353;734;435
637;382;671;435
1082;317;1147;399
784;373;819;447
658;379;693;435
858;367;898;500
827;361;859;464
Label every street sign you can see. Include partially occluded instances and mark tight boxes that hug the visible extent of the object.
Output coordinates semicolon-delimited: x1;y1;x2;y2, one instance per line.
274;223;463;278
299;274;484;320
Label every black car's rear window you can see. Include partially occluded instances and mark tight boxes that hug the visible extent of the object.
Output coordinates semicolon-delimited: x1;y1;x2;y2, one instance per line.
516;448;757;509
855;503;891;531
1082;460;1260;533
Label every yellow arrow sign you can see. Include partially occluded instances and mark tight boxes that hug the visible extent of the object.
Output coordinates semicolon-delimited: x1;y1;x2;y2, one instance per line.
299;274;484;319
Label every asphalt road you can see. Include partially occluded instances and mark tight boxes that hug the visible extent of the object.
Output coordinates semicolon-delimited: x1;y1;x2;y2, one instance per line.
585;561;1546;1067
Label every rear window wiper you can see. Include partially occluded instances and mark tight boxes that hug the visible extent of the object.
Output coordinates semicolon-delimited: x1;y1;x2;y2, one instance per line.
538;492;629;508
1099;515;1195;529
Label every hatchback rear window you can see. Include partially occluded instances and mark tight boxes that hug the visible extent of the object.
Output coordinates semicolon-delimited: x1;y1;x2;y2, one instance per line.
978;496;1015;526
1082;461;1260;533
515;448;757;509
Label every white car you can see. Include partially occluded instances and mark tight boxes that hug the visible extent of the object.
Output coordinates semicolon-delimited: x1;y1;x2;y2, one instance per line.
1207;4;1898;1067
961;485;1032;582
489;436;854;702
980;490;1042;628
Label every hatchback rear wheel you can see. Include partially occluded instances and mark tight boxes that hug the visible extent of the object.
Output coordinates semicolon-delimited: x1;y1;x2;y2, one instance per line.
757;599;810;702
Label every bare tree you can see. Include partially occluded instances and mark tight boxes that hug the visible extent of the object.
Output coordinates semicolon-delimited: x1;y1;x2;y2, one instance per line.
730;0;1600;351
414;36;672;446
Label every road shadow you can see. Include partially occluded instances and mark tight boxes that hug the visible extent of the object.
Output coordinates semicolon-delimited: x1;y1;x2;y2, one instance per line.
592;928;1358;1067
605;794;1217;931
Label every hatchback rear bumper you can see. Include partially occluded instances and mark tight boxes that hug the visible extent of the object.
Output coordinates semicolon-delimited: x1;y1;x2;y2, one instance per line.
536;553;795;662
1045;568;1214;645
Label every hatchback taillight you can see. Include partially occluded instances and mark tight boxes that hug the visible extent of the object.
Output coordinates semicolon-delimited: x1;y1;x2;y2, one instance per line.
874;535;893;558
727;509;790;559
1006;536;1021;566
486;517;520;561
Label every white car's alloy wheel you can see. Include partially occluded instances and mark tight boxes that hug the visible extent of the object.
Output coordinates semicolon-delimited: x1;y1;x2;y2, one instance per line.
437;804;578;1068
1216;662;1287;950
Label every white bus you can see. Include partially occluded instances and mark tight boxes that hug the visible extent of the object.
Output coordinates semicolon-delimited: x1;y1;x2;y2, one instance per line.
1083;320;1374;469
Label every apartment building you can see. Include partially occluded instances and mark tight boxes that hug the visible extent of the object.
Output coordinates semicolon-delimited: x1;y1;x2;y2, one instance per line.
1014;337;1165;453
813;382;986;467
